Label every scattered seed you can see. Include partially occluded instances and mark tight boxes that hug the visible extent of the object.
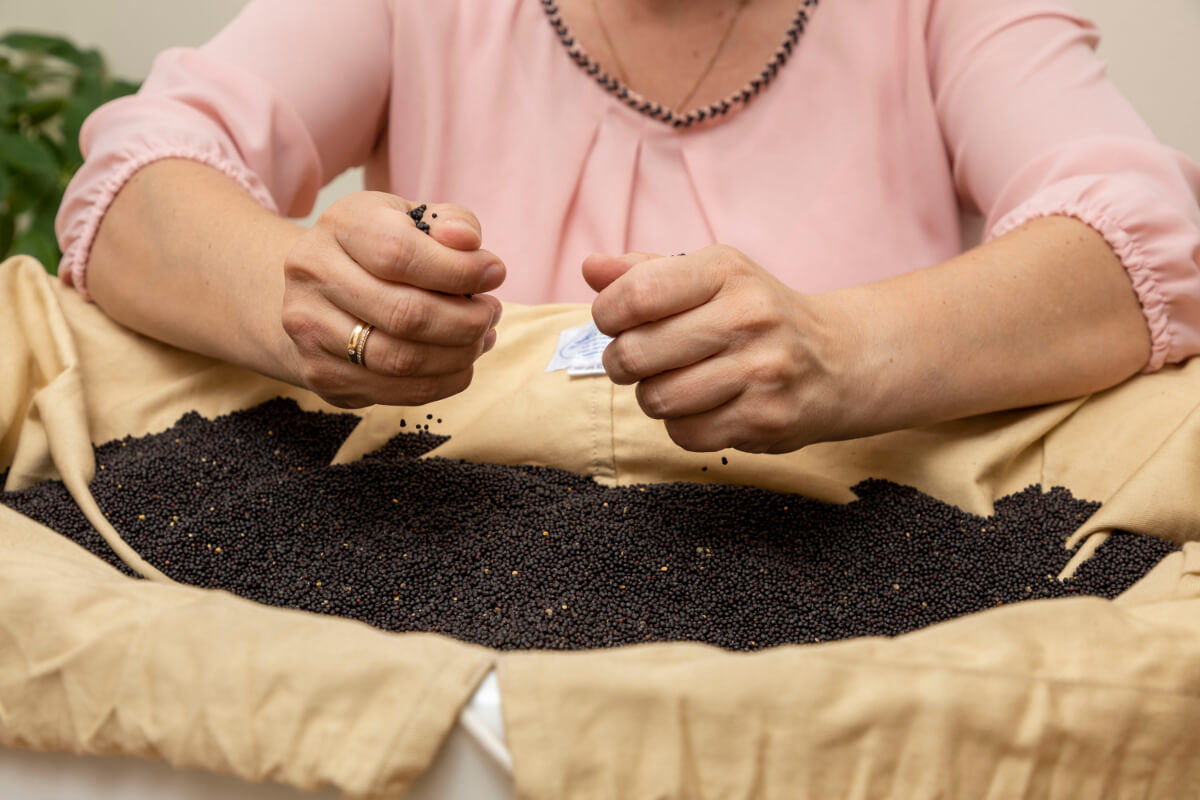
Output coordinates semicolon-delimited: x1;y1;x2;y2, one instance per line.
0;398;1177;653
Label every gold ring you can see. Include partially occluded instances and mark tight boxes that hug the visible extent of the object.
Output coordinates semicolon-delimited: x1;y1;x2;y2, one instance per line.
347;322;368;365
356;324;374;369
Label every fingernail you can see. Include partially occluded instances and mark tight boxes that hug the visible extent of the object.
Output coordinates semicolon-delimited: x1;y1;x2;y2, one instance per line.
491;303;504;328
482;328;498;354
482;263;505;287
441;217;476;235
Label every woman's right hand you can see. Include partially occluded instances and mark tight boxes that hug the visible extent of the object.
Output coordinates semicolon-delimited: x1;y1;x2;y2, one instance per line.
281;192;505;408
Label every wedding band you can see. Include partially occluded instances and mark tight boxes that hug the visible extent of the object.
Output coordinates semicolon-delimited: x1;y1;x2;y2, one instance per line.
347;322;373;366
356;324;374;369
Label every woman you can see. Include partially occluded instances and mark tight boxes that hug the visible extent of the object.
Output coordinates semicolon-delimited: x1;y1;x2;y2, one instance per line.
57;0;1200;453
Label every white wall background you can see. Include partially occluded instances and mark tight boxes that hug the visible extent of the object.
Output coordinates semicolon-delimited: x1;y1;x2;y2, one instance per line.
2;0;1198;222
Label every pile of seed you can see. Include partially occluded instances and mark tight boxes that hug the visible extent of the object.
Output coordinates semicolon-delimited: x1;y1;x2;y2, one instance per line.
0;398;1179;651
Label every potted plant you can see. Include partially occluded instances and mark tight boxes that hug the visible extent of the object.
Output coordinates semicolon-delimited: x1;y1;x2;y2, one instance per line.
0;32;139;273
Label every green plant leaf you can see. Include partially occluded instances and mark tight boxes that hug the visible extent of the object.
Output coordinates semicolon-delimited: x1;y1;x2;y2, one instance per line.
60;95;89;164
0;73;28;121
32;187;62;234
0;213;14;260
74;70;103;111
103;78;140;104
0;132;59;182
8;168;55;224
1;31;137;275
9;227;59;273
17;96;67;127
0;32;89;69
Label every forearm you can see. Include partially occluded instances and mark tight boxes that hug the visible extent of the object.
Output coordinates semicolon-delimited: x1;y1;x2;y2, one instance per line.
88;159;305;382
829;215;1151;435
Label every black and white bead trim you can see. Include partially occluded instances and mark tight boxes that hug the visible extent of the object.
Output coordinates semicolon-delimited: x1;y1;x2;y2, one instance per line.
539;0;819;129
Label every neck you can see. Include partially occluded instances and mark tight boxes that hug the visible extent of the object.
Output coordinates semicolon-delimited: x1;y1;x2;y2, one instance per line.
616;0;744;22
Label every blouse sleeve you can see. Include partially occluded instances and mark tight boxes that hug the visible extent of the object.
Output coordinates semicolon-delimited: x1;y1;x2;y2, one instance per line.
926;0;1200;371
54;0;393;299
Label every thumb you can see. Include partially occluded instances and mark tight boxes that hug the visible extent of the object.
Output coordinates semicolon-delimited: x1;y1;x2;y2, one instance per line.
582;252;660;293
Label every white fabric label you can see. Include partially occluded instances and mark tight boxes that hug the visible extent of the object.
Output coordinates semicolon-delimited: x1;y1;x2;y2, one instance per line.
545;321;613;377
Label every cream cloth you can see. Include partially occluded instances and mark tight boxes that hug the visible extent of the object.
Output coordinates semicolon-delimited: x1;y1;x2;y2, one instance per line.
1;256;1197;798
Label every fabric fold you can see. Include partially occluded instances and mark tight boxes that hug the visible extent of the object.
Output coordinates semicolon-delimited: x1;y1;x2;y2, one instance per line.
4;255;1200;798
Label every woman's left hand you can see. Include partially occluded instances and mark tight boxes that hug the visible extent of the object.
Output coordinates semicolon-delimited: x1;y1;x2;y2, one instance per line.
583;246;859;454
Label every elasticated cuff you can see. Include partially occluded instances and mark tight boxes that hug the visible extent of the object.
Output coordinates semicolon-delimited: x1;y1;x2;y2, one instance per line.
990;198;1173;374
58;147;279;301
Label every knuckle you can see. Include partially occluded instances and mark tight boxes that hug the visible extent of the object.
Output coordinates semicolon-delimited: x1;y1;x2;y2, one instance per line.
745;352;793;388
281;309;321;350
608;337;648;381
623;282;659;322
349;205;417;278
636;380;672;419
665;419;719;453
444;256;481;295
384;342;425;376
318;196;349;228
386;291;432;337
712;243;745;269
328;192;361;216
383;224;419;277
744;399;791;439
461;341;487;367
325;203;360;247
445;368;474;396
590;301;619;336
462;306;493;342
299;359;340;395
601;349;630;385
283;240;320;282
404;376;445;405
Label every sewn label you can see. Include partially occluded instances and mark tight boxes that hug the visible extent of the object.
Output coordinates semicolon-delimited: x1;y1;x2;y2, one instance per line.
545;321;613;377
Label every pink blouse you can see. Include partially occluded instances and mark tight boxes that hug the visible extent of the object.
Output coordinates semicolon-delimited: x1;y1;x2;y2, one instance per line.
56;0;1200;371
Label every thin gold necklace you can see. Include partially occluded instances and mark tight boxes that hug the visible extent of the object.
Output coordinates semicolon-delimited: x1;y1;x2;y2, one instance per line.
591;0;752;114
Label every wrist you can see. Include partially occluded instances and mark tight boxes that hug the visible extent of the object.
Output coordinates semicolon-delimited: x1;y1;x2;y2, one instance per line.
801;284;923;440
259;225;311;387
787;287;877;441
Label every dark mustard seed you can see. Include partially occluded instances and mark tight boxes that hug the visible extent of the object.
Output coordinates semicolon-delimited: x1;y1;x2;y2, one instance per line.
0;398;1178;652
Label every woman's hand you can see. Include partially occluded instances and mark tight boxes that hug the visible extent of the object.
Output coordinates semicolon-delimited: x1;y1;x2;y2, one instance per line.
282;192;505;408
583;246;855;454
584;218;1152;455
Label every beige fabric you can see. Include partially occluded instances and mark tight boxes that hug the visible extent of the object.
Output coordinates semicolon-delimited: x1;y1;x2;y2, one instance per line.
1;255;1198;798
0;257;495;799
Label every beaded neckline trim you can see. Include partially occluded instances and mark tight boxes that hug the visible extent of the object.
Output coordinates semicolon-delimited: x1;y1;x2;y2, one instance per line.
539;0;820;129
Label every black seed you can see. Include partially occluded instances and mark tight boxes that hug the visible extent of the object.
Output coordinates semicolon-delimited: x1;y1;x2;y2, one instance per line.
0;398;1177;653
